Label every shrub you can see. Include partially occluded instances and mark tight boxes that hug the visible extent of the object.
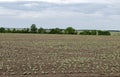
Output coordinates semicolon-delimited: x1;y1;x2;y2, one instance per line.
64;27;77;34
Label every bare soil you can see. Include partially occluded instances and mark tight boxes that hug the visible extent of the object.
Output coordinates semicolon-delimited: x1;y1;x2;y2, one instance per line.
0;34;120;77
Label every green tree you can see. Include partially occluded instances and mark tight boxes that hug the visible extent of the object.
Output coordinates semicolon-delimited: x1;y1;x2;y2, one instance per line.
64;27;77;34
30;24;37;33
12;28;16;33
38;27;46;34
0;27;5;33
6;28;11;33
103;31;111;35
16;30;22;33
91;30;97;35
80;30;91;35
21;28;29;33
98;30;111;35
49;28;63;34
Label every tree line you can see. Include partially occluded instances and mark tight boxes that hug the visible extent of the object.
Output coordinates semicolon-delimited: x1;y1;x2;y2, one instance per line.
0;24;111;35
80;30;111;35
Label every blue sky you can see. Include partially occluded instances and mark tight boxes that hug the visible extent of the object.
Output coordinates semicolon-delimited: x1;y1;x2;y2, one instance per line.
0;0;120;30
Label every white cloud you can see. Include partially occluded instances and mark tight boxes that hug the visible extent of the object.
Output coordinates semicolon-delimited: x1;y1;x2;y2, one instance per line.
0;0;120;30
0;7;39;18
0;6;103;19
22;3;39;7
0;0;119;4
0;7;17;15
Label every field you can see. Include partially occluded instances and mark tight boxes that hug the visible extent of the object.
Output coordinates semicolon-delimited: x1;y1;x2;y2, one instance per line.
111;32;120;36
0;34;120;77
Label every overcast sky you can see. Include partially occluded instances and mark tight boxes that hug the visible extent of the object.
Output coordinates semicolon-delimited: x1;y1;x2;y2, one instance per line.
0;0;120;30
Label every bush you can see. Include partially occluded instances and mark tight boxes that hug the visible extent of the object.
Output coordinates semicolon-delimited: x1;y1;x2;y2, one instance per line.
80;30;91;35
38;28;46;34
80;30;111;36
98;30;111;35
49;28;63;34
64;27;77;34
91;30;97;35
0;27;5;33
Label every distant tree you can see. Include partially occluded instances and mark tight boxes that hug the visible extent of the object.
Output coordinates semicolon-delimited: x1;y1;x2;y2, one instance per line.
64;27;77;34
12;28;16;33
49;28;63;34
6;28;12;33
103;31;111;35
21;28;29;33
91;30;97;35
30;24;37;33
0;27;5;33
98;30;111;35
80;30;91;35
15;30;21;33
98;30;103;35
24;28;29;33
38;27;46;34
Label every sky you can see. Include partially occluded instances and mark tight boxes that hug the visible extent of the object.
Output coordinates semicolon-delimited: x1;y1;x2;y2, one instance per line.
0;0;120;30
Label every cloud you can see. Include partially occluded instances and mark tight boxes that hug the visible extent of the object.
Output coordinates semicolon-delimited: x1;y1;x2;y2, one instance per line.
0;2;106;19
22;3;39;7
0;0;119;4
0;0;120;30
1;1;120;16
0;1;120;18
